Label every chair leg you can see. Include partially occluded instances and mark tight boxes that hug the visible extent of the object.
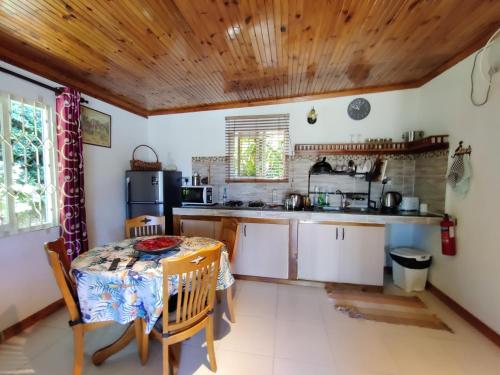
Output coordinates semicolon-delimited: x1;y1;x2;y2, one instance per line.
162;340;170;375
206;315;217;372
226;285;236;323
72;325;84;375
216;290;222;304
170;343;181;375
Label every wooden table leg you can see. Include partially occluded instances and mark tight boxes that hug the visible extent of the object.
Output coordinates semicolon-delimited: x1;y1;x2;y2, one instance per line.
91;321;136;366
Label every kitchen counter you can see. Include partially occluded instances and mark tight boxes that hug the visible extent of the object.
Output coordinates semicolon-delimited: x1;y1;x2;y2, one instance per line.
173;205;442;225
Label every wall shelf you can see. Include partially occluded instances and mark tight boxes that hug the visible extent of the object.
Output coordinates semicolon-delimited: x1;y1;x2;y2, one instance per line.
295;135;449;156
310;171;368;177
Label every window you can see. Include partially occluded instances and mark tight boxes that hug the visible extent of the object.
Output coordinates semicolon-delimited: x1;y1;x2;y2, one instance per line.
0;93;57;234
225;114;290;182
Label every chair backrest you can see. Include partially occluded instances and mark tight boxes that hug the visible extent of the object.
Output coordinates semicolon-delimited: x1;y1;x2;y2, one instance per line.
45;237;72;273
44;238;80;322
162;243;222;333
217;218;240;262
125;215;165;238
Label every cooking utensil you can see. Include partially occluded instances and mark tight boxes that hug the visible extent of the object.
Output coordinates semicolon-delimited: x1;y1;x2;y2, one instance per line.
347;159;356;176
191;173;201;186
288;193;304;210
381;191;402;209
310;157;333;174
367;157;383;181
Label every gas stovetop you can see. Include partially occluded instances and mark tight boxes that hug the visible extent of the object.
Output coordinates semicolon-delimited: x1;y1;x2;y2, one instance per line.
248;200;266;208
223;200;243;207
222;200;267;208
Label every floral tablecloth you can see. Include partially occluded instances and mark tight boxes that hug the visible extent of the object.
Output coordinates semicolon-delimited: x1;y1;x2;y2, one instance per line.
71;236;234;333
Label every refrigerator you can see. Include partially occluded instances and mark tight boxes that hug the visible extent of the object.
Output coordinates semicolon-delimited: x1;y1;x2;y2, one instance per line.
126;170;182;234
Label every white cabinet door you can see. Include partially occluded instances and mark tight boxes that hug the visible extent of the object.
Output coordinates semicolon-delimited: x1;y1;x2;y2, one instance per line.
339;225;385;286
180;219;215;238
233;223;289;279
297;223;340;282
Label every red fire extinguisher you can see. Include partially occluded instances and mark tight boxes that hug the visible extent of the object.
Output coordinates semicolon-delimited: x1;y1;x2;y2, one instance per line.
441;214;456;256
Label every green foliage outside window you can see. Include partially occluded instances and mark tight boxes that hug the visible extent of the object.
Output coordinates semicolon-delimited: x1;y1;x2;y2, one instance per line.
234;131;286;180
0;99;55;229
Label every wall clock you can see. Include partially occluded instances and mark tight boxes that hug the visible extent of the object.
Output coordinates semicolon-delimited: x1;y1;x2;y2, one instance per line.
347;98;371;120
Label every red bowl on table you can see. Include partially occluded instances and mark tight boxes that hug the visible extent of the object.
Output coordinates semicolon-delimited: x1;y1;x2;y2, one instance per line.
133;236;183;254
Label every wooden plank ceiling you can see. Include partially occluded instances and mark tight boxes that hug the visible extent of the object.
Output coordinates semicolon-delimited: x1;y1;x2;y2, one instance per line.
0;0;499;117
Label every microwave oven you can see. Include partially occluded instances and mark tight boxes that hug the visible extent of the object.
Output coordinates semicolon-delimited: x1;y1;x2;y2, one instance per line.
181;185;216;206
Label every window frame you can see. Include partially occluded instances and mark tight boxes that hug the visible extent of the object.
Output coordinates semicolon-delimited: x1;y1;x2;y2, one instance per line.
0;92;58;236
225;114;290;183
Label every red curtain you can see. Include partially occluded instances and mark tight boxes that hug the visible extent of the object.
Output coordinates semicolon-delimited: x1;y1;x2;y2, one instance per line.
56;88;88;260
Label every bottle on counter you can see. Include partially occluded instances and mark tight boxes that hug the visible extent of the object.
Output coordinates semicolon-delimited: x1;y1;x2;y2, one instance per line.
222;186;228;205
317;190;325;206
313;186;319;205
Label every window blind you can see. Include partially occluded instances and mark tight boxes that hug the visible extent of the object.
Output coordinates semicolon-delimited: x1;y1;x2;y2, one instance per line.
225;114;290;182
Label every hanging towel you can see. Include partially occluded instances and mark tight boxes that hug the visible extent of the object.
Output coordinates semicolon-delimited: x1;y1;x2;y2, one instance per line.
454;155;472;195
447;155;464;188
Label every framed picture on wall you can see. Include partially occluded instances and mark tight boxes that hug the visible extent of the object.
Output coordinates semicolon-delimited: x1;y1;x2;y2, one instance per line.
80;106;111;148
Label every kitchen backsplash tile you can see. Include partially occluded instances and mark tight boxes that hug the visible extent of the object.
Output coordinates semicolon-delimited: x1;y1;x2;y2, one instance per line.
191;150;448;213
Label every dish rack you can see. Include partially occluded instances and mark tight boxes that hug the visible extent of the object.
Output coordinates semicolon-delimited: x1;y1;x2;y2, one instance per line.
307;169;377;210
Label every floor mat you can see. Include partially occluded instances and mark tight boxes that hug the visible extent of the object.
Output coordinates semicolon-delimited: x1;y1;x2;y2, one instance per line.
326;284;453;333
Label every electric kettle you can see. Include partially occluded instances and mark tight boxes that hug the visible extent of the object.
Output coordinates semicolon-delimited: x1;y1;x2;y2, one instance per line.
381;191;402;209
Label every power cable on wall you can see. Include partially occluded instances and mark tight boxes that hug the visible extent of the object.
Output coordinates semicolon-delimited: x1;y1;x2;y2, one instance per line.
470;50;492;106
470;27;500;106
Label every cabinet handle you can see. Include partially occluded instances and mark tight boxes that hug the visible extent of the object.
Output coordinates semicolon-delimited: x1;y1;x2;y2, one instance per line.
244;225;247;237
342;227;345;240
336;227;338;240
180;221;184;234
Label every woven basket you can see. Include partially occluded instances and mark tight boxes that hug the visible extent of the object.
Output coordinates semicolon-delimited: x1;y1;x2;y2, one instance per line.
130;145;162;171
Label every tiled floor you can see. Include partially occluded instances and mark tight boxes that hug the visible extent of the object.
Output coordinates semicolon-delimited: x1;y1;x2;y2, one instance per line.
1;280;499;374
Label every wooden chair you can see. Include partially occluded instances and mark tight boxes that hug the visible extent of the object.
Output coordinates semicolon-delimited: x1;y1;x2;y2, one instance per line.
216;218;239;323
44;238;143;375
125;215;165;238
150;243;223;374
217;218;240;262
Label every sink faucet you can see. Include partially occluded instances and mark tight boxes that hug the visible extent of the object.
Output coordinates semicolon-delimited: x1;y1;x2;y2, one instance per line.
336;190;350;209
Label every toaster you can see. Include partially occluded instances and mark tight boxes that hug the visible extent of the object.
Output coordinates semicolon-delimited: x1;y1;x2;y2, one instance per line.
400;196;420;211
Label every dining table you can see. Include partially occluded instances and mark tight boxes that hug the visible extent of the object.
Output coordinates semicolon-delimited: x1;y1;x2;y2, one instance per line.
70;235;235;367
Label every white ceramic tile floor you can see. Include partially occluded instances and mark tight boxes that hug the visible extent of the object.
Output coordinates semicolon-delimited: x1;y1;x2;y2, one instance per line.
1;279;499;375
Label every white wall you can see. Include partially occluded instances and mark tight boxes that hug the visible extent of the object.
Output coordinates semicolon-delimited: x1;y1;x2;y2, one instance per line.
0;62;148;331
414;53;500;333
148;89;421;178
82;98;148;248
